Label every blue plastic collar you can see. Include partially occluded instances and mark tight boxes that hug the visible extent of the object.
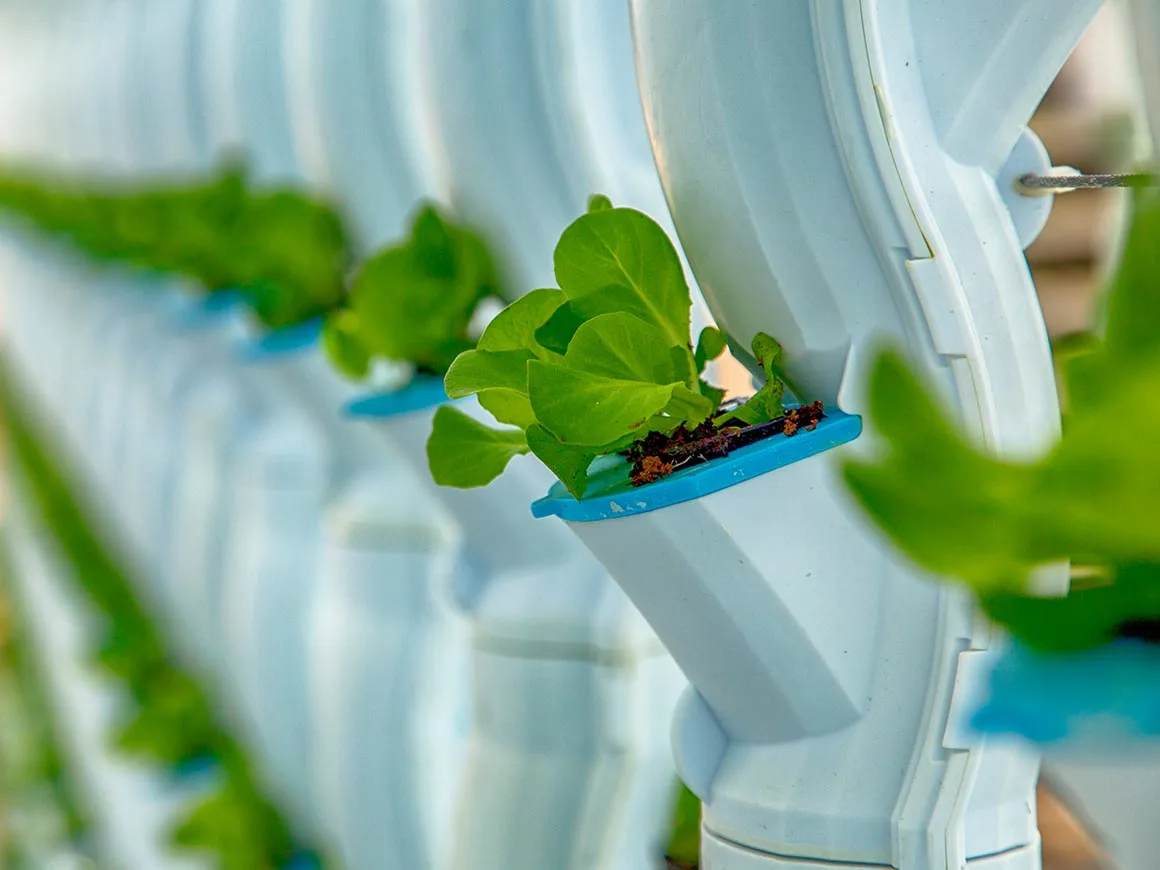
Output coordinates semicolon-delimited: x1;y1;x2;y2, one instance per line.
971;639;1160;746
531;410;862;523
237;317;325;363
167;752;219;785
169;290;244;331
279;851;323;870
345;376;450;419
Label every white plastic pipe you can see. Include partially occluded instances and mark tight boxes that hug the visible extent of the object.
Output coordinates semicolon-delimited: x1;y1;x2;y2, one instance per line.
538;2;1102;868
308;469;469;870
5;476;215;870
279;4;478;865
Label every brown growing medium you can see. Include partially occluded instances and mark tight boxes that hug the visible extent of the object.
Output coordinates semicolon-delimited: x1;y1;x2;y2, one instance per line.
624;401;826;488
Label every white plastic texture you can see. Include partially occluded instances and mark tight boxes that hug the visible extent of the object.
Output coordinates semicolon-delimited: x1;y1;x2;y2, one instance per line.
0;241;78;418
135;0;212;175
167;364;268;678
0;9;42;162
217;351;425;855
200;0;298;182
87;288;179;559
231;339;476;869
75;2;124;174
0;11;49;163
547;3;1102;868
235;336;379;484
0;12;107;429
123;0;164;174
309;469;469;870
125;297;251;620
419;0;591;294
64;277;152;492
5;483;214;870
368;400;683;870
79;0;136;180
1;273;157;623
98;4;211;572
219;403;330;841
281;0;439;251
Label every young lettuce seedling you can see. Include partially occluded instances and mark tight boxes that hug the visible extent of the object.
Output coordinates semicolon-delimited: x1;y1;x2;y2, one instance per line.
843;188;1160;652
322;204;502;379
426;195;802;499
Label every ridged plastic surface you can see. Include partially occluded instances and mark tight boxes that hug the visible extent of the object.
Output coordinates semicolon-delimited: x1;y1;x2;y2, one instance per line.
5;486;215;870
282;0;438;250
531;1;1104;867
309;471;469;870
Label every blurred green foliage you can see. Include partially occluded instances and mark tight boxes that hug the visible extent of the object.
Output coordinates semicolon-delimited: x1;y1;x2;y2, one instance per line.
665;783;701;868
843;188;1160;652
0;159;351;329
0;357;309;867
0;545;90;858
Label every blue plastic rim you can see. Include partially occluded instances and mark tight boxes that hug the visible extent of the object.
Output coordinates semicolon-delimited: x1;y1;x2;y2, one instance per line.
236;316;325;362
167;752;220;785
280;852;323;870
168;289;244;330
531;409;863;523
345;376;450;419
971;639;1160;746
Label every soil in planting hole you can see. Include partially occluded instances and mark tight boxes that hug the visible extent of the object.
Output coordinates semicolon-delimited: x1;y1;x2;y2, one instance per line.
623;401;826;488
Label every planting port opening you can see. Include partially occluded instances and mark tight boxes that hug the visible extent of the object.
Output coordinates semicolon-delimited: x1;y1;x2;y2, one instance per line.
531;407;862;523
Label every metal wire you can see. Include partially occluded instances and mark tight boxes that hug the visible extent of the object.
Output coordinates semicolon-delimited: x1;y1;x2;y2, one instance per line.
1017;171;1156;191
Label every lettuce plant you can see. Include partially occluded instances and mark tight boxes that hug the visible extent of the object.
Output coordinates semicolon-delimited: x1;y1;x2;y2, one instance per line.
426;196;801;499
0;163;246;278
119;165;250;288
229;188;350;328
322;204;501;379
842;188;1160;652
0;161;352;329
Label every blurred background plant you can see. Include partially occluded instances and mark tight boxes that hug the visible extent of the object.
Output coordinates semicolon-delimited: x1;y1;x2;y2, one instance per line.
0;157;352;331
